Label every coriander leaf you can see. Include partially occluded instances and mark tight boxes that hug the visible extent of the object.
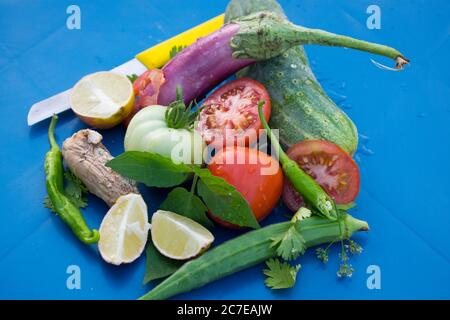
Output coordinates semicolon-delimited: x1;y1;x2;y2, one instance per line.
315;247;329;264
346;239;363;255
160;187;212;228
263;259;300;289
106;151;192;188
64;171;88;209
127;74;139;83
292;207;311;222
44;196;56;213
43;170;88;212
169;45;186;59
193;167;260;229
143;238;184;284
270;223;306;261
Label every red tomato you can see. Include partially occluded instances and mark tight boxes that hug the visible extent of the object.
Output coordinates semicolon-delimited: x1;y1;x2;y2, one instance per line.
208;146;283;228
124;69;165;126
196;78;271;150
283;140;360;212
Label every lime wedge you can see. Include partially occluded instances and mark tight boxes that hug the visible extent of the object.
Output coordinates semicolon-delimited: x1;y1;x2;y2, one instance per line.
99;194;150;265
151;210;214;260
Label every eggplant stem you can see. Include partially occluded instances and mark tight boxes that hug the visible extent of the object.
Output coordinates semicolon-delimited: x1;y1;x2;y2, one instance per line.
231;11;410;70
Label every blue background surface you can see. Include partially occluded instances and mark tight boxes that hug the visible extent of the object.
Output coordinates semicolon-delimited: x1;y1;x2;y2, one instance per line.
0;0;449;299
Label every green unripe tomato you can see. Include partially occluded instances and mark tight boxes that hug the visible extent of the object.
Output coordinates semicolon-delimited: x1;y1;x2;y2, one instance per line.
124;105;205;165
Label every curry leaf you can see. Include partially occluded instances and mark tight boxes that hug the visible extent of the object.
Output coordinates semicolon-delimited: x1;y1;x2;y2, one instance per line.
193;167;260;229
106;151;192;188
160;187;213;228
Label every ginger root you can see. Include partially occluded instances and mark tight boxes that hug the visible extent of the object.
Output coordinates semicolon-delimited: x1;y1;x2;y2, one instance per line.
62;129;139;207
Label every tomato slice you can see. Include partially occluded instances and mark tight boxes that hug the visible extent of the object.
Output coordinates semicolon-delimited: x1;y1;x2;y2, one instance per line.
208;146;283;228
282;140;360;212
196;78;271;149
123;69;165;126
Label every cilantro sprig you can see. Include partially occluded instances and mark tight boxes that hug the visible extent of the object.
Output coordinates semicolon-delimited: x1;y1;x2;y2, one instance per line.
312;208;363;278
44;171;88;212
169;45;187;59
262;207;310;289
263;259;300;289
270;223;305;261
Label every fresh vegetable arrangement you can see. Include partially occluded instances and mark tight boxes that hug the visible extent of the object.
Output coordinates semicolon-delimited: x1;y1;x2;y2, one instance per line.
39;0;410;299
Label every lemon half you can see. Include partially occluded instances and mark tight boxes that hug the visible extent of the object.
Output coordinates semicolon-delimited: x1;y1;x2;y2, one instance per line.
151;210;214;260
70;71;135;129
98;194;150;265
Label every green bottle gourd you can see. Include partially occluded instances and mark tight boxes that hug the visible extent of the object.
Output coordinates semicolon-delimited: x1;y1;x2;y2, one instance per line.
225;0;358;155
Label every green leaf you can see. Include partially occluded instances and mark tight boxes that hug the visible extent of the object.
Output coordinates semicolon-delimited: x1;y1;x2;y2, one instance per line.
160;187;213;228
169;45;186;59
270;222;306;261
106;151;192;188
193;167;260;229
63;171;88;209
127;74;139;83
336;202;356;211
263;259;300;289
143;238;184;284
43;170;88;212
44;196;56;213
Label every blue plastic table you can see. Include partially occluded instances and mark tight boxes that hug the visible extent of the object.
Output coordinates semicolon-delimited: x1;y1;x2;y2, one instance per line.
0;0;449;299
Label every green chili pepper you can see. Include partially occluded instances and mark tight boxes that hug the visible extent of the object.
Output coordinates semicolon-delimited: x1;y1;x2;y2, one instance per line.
44;115;99;244
140;214;368;300
257;101;337;220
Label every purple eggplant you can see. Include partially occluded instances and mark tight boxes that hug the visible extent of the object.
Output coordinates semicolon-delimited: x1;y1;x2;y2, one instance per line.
159;24;254;105
158;11;409;105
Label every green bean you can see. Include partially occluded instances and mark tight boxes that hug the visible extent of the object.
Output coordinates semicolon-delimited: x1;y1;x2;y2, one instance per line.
140;214;368;300
257;101;337;220
44;115;99;244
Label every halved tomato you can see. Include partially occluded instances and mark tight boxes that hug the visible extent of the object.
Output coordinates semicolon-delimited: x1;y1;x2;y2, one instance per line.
283;140;360;212
123;69;165;126
208;146;283;228
196;78;271;150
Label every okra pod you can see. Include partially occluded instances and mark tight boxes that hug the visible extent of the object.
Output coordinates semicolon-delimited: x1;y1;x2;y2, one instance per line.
140;214;368;300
